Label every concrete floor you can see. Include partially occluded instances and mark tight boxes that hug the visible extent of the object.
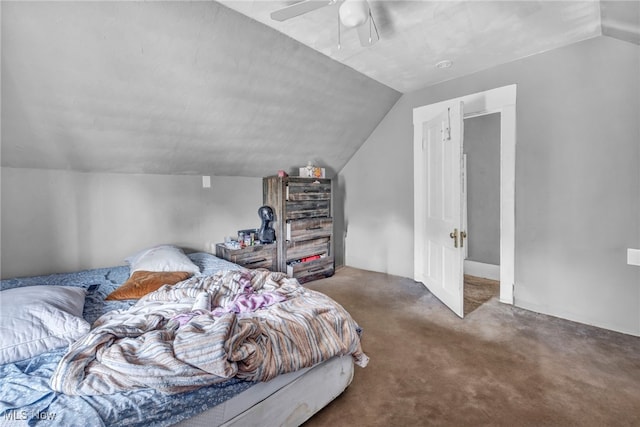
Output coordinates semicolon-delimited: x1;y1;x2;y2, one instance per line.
304;267;640;427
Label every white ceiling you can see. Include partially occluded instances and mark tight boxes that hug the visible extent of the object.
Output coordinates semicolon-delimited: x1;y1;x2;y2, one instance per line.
1;1;399;177
219;0;626;93
1;1;638;178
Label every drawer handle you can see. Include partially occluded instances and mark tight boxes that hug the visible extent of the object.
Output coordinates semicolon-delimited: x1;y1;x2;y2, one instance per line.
306;226;322;230
245;258;267;265
308;266;325;273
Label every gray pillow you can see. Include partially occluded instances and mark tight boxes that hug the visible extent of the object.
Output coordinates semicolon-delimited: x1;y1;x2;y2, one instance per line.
0;285;90;364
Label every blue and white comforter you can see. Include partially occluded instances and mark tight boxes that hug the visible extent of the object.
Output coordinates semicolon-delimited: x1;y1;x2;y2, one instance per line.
0;253;254;427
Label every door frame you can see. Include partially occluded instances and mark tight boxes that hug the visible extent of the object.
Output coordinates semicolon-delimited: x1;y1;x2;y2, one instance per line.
413;85;516;304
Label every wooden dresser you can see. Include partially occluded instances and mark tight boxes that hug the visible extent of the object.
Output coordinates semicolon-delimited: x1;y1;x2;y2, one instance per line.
215;243;277;271
263;176;334;283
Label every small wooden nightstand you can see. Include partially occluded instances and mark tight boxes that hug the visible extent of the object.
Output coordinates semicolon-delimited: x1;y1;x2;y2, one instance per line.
215;243;277;271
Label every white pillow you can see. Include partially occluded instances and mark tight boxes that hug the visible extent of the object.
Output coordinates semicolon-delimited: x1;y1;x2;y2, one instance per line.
0;285;90;364
125;245;200;276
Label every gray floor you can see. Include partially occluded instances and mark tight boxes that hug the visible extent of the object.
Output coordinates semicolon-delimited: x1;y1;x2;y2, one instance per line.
304;266;640;427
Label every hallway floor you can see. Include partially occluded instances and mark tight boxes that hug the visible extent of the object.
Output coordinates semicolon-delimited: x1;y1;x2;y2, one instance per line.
464;274;500;316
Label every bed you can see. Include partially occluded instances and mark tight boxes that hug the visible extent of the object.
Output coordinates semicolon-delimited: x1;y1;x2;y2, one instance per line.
0;250;366;426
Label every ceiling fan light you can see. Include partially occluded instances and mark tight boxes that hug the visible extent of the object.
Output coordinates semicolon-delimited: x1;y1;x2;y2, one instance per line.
339;0;369;28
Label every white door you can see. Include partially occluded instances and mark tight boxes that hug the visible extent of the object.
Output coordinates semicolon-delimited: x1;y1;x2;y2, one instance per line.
413;101;465;317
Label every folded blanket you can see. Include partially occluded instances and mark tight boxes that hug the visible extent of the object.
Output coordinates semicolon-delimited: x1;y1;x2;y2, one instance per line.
50;270;367;395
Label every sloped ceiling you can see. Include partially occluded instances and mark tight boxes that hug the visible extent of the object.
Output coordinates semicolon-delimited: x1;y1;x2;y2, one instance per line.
2;1;638;179
1;1;400;178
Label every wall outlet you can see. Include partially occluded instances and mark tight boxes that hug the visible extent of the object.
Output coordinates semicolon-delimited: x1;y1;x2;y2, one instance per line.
627;249;640;267
202;176;211;188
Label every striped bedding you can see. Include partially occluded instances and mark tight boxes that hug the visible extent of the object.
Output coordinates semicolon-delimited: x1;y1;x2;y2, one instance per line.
50;269;368;396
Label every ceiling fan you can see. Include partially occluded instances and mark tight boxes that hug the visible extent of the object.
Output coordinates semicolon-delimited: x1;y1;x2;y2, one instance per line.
270;0;380;47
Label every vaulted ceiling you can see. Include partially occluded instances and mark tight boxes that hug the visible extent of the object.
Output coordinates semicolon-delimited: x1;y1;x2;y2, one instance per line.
1;1;399;178
1;1;638;178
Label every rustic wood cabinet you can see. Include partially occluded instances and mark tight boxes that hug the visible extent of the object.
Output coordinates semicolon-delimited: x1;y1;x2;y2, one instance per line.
215;243;277;271
263;176;334;283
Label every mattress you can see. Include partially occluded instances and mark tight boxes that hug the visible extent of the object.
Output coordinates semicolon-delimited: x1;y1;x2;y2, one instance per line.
176;355;354;427
0;252;356;427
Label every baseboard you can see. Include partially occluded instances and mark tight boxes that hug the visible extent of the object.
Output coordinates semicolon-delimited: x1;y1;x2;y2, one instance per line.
464;260;500;281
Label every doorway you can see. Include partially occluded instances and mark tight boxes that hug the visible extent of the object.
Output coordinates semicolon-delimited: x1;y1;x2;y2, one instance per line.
463;112;501;315
413;85;516;316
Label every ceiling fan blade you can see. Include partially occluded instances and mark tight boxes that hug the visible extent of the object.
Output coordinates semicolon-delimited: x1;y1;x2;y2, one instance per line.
356;14;379;47
270;0;335;22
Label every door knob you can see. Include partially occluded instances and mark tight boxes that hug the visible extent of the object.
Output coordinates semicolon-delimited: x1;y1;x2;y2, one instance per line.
449;228;458;248
460;231;467;248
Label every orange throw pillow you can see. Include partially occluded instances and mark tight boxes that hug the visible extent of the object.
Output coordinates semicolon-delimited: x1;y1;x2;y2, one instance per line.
106;271;192;300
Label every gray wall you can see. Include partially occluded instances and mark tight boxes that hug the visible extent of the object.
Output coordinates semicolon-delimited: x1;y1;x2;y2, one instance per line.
464;113;501;265
333;174;347;268
0;168;262;278
339;36;640;335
